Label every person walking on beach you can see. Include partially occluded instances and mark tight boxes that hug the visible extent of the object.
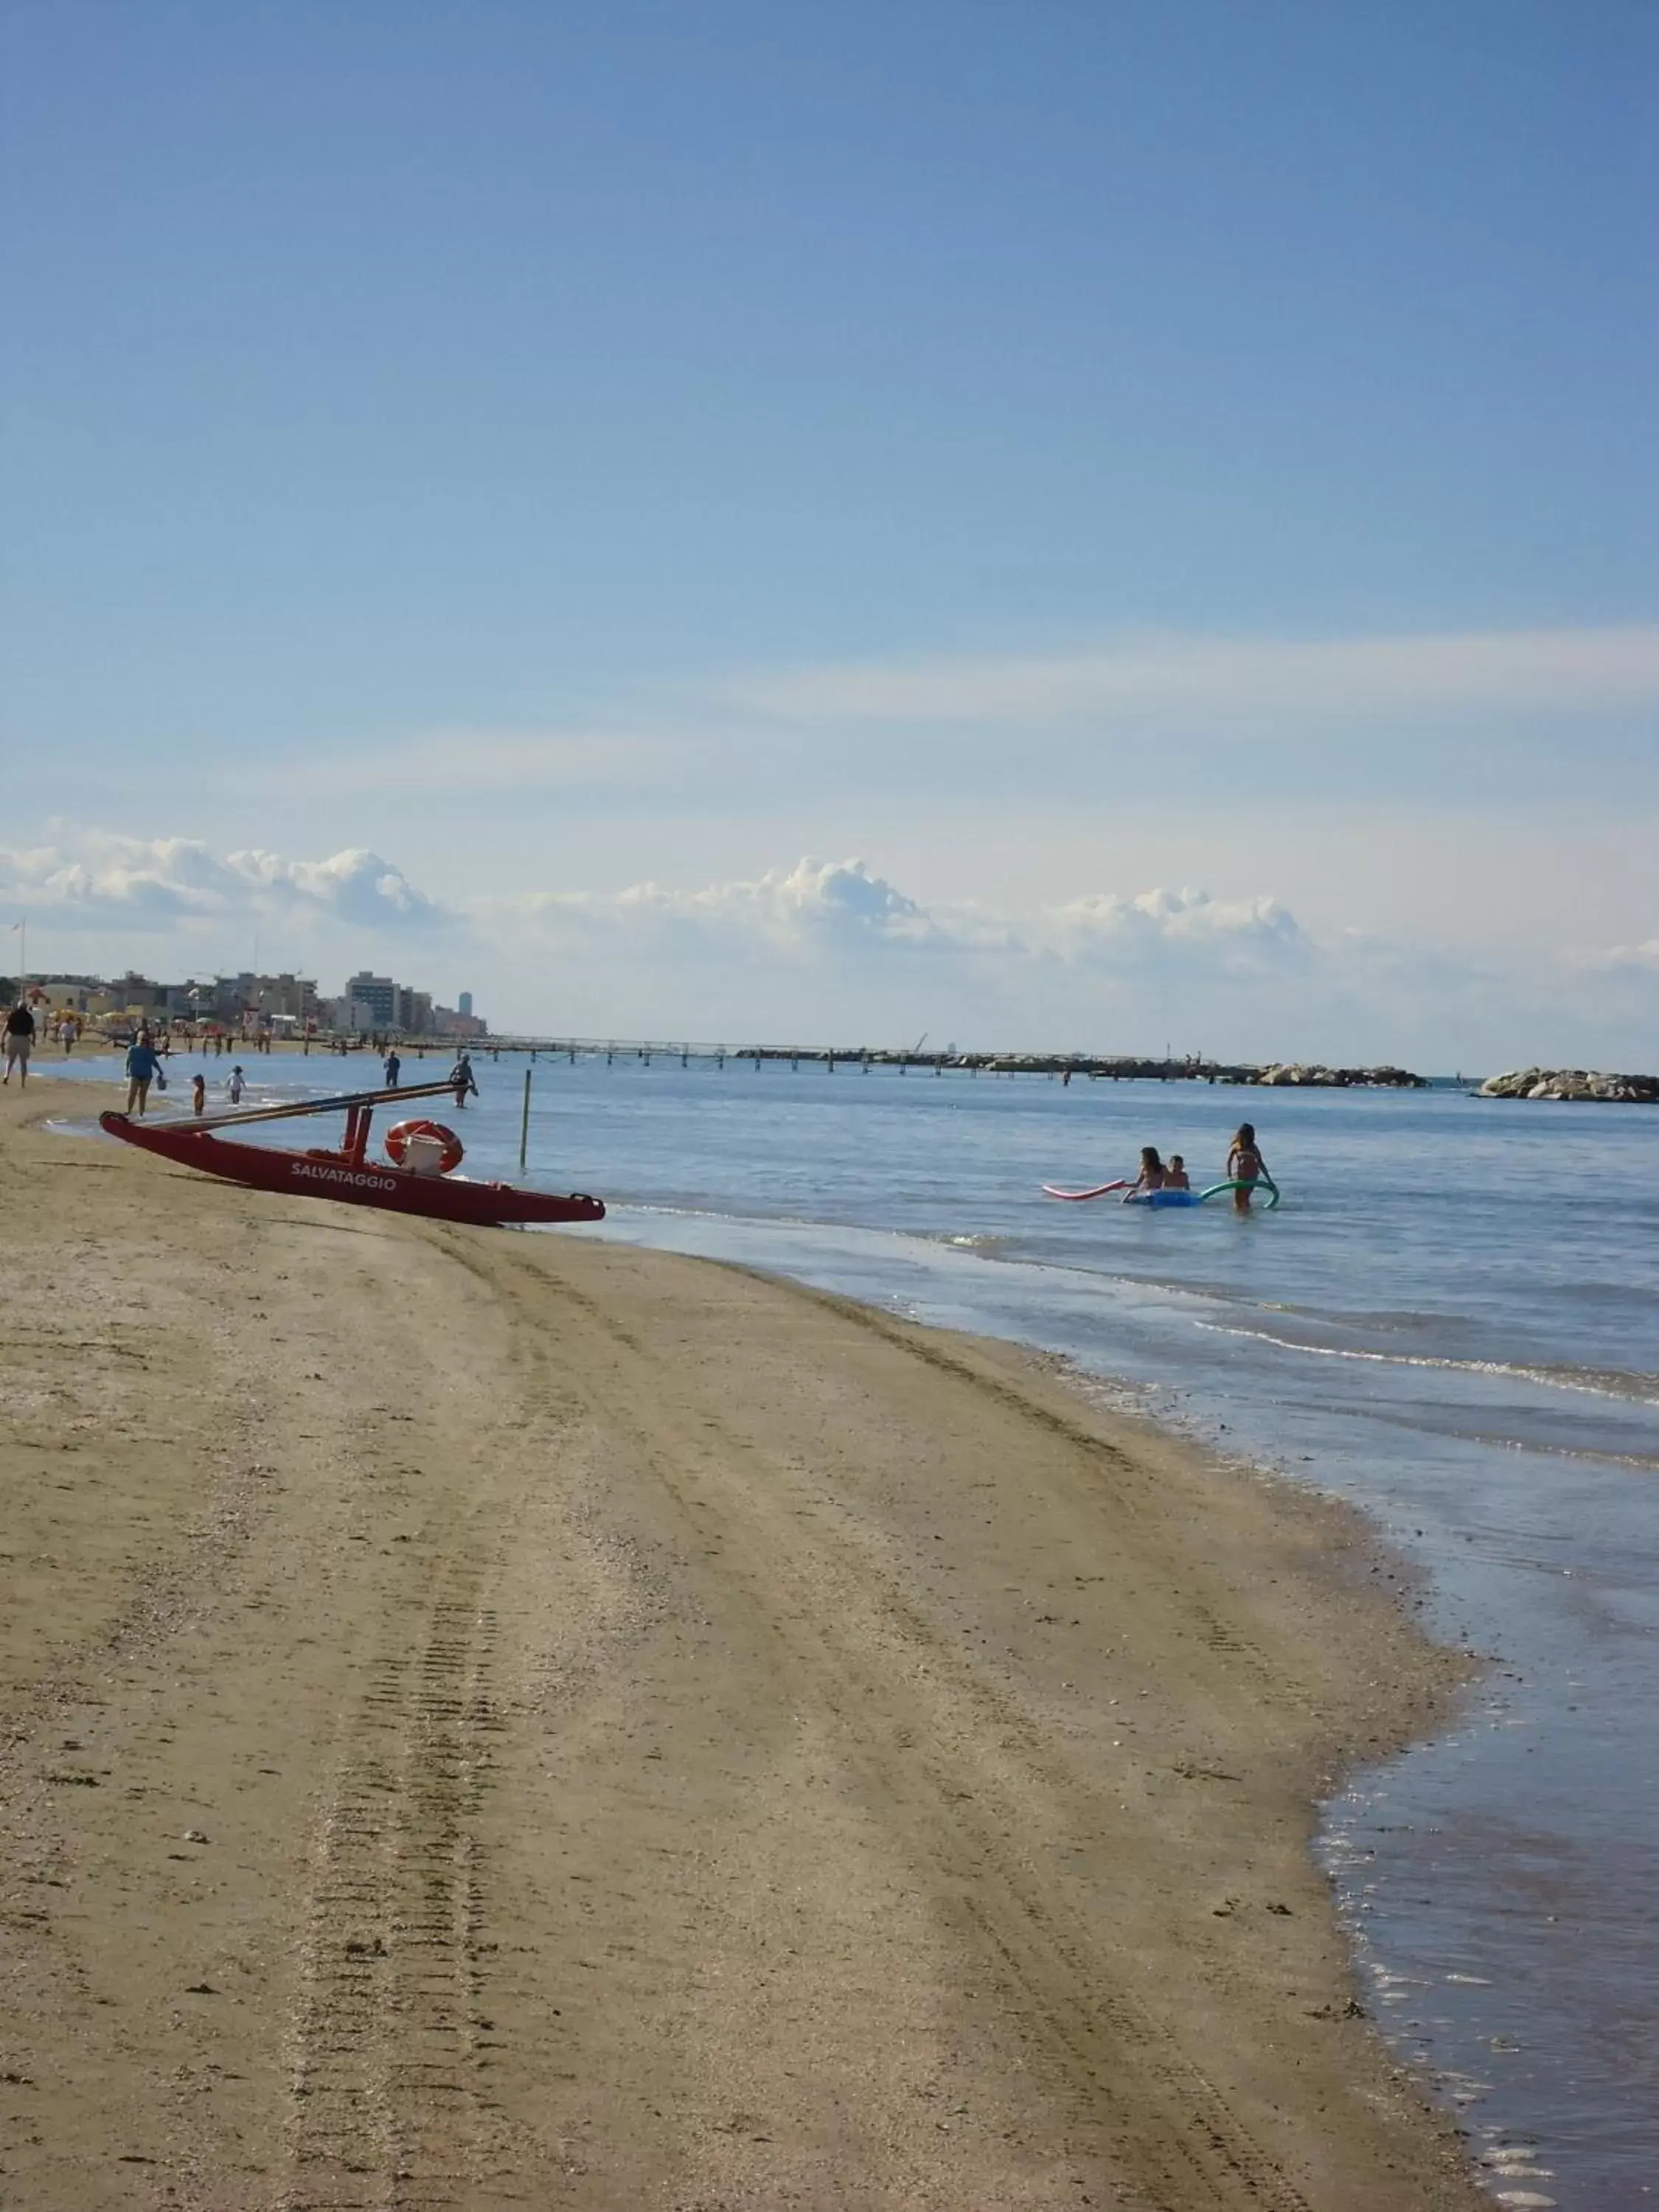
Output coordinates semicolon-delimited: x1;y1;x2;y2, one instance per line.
384;1049;401;1088
1226;1122;1270;1211
124;1029;161;1116
449;1051;478;1108
3;999;35;1085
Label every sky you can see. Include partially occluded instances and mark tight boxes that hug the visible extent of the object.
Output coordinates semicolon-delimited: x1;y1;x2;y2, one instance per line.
1;0;1655;1066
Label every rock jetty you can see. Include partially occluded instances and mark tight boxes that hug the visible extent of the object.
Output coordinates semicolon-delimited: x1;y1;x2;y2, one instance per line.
1478;1068;1659;1102
804;1053;1427;1085
1251;1063;1426;1088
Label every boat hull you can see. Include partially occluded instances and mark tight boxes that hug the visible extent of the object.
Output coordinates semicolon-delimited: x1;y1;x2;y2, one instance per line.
100;1113;605;1226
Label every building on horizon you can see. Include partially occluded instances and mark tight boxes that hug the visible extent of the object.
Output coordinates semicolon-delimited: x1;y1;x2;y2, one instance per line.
322;971;450;1037
342;970;397;1029
20;963;468;1040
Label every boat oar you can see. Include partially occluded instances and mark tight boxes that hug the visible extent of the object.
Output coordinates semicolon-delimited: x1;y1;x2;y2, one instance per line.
178;1077;468;1136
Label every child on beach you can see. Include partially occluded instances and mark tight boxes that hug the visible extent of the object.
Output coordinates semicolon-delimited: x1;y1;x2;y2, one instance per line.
1165;1155;1191;1190
1226;1123;1270;1211
1123;1146;1166;1199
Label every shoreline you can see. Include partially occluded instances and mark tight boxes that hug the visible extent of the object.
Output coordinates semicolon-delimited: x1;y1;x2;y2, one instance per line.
1;1076;1484;2208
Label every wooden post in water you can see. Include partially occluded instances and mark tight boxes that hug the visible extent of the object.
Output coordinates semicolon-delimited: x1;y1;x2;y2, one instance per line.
519;1066;532;1175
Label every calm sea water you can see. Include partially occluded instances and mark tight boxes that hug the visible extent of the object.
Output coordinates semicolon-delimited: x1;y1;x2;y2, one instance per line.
49;1048;1659;2208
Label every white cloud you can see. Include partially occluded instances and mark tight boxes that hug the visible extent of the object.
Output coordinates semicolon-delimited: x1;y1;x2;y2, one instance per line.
497;868;1310;981
1040;888;1309;971
0;830;448;934
717;624;1659;728
1590;937;1659;975
498;858;1002;956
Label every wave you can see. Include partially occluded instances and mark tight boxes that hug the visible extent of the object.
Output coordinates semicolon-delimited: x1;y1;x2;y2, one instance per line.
1190;1323;1659;1408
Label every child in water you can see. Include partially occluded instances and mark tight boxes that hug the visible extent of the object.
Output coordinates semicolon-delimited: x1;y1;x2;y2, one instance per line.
1123;1146;1166;1199
229;1065;246;1105
1164;1154;1191;1190
191;1073;206;1116
1226;1123;1269;1211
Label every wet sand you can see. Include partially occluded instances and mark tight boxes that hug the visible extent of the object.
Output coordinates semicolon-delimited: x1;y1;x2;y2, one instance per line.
0;1078;1484;2209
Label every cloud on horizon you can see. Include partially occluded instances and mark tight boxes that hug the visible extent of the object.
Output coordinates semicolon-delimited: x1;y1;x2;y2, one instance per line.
1;831;449;936
5;830;1655;1068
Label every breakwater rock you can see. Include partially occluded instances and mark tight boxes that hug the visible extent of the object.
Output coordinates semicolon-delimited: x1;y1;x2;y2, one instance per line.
1478;1068;1659;1102
1251;1062;1427;1089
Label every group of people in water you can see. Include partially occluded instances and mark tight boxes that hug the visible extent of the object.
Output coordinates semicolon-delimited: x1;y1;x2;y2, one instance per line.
108;1035;478;1120
1124;1124;1271;1210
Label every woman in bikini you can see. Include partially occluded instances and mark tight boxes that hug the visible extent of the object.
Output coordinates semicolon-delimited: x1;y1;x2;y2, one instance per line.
1122;1146;1167;1200
1226;1123;1270;1211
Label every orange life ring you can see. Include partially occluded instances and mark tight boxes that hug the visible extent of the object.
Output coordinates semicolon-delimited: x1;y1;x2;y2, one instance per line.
384;1119;465;1174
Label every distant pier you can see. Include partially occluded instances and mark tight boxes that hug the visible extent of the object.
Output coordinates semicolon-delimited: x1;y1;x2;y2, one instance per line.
438;1038;1428;1088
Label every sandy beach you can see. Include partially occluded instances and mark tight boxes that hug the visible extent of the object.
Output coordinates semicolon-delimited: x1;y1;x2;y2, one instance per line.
0;1078;1484;2210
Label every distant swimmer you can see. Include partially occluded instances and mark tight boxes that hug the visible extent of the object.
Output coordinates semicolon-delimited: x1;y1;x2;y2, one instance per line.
1226;1122;1270;1211
1123;1146;1166;1200
1165;1154;1191;1190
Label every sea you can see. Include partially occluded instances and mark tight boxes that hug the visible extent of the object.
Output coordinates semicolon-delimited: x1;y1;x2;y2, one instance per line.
46;1046;1659;2209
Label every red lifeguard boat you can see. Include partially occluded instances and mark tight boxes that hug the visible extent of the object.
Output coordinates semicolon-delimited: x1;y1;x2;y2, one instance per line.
100;1078;605;1228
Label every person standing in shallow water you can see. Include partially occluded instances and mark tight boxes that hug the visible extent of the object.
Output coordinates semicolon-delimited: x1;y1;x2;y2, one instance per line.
384;1049;401;1088
1227;1122;1270;1211
124;1029;161;1116
449;1051;478;1108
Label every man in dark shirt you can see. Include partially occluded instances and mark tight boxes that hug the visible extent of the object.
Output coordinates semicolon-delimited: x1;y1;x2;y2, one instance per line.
3;1000;35;1086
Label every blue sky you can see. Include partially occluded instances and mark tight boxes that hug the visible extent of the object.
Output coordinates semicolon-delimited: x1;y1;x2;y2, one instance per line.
2;1;1655;1062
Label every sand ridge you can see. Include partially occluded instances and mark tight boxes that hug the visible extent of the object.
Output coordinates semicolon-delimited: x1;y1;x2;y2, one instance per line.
0;1078;1483;2208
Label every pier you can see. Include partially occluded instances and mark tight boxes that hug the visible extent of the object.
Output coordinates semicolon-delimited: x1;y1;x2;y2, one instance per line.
408;1038;1429;1088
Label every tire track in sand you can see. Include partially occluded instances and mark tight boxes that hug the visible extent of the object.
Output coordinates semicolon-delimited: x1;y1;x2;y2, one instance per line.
279;1540;509;2211
446;1237;1317;2212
